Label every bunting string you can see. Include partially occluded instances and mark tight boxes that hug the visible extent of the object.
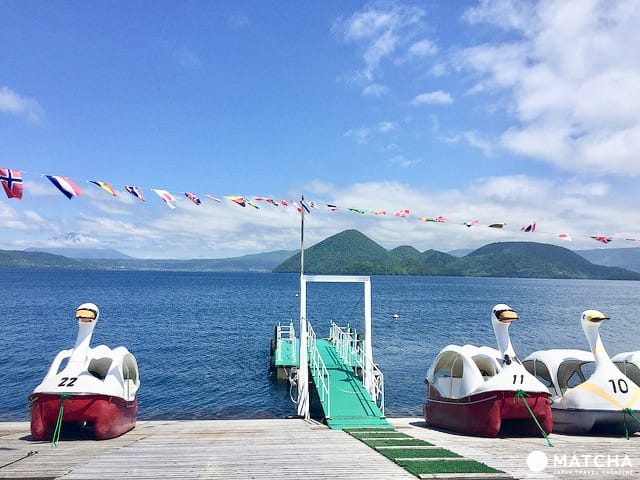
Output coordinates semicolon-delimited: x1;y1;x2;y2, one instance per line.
0;166;637;246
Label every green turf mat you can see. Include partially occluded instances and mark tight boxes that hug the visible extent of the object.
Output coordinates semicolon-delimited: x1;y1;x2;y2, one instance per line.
398;459;503;476
379;448;461;459
349;432;412;439
363;438;433;447
346;429;505;477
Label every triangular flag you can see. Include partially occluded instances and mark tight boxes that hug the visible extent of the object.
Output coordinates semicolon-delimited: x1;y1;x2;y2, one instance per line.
153;189;176;209
46;175;83;199
225;196;246;207
90;180;117;196
124;185;145;202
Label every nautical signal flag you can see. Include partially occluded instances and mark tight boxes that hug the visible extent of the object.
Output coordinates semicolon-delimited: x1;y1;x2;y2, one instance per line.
153;189;176;209
185;192;202;206
225;196;246;207
520;221;536;232
90;180;117;196
0;168;23;199
124;185;145;202
46;175;83;199
591;235;613;244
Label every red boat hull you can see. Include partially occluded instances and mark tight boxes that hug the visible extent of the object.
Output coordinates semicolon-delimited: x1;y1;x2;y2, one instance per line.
424;382;552;437
29;393;138;441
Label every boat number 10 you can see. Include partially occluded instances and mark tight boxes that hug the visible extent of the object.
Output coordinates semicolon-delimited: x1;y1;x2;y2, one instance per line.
57;377;78;387
608;378;629;394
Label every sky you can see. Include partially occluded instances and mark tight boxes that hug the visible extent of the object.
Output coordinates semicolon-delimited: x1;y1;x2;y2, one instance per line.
2;0;640;259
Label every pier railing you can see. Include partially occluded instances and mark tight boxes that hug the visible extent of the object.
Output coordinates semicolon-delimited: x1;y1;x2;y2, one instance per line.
307;322;331;417
275;320;296;364
329;322;385;414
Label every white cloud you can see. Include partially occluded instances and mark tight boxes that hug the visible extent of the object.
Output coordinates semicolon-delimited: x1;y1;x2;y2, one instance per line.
6;176;639;258
343;127;371;144
407;39;437;58
376;121;396;133
0;86;44;123
457;0;640;176
410;90;453;106
362;83;389;97
387;155;421;168
332;2;426;81
343;121;397;145
444;130;494;157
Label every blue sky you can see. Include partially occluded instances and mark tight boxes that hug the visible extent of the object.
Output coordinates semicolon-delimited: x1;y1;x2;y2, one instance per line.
2;0;640;259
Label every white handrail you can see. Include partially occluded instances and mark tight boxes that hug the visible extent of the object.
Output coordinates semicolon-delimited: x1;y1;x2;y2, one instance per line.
307;322;330;417
330;322;385;414
275;321;297;364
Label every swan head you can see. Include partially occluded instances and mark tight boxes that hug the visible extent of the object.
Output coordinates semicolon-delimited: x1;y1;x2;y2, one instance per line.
581;309;608;328
492;304;519;327
491;304;518;364
75;302;99;325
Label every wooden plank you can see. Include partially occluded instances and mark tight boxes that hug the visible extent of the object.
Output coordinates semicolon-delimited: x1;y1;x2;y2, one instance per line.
0;419;414;479
3;417;640;479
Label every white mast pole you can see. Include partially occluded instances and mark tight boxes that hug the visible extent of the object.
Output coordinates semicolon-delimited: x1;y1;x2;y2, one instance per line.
296;195;309;418
363;277;373;394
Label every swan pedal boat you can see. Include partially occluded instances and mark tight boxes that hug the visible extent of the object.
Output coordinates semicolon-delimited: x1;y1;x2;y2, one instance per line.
424;304;552;437
523;310;640;435
29;303;140;440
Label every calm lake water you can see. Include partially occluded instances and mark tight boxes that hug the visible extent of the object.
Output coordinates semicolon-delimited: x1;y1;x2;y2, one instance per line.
1;269;639;421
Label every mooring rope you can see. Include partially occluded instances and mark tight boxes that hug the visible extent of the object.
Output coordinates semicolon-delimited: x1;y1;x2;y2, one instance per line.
0;450;37;469
51;393;68;447
515;389;553;447
623;408;640;440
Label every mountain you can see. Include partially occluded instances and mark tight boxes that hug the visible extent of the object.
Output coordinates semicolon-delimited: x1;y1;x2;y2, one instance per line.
273;230;640;280
0;250;85;268
93;250;296;272
0;249;295;272
576;247;640;273
461;242;639;279
274;229;403;274
25;247;133;259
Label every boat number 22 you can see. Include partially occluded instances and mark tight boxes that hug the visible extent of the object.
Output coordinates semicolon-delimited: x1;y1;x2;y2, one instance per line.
608;378;629;394
58;377;78;387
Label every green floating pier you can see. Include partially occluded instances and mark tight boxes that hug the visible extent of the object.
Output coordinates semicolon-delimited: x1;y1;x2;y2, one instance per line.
272;275;390;430
312;338;389;429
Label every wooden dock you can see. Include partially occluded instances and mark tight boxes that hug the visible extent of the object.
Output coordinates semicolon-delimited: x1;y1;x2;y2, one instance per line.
1;418;638;479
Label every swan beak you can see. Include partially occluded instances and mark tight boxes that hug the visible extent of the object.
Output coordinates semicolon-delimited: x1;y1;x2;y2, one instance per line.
583;310;609;323
75;308;97;323
495;309;519;323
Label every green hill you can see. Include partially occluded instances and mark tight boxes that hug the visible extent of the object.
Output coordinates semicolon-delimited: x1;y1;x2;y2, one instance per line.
460;242;640;279
274;229;404;274
0;250;85;268
273;230;640;280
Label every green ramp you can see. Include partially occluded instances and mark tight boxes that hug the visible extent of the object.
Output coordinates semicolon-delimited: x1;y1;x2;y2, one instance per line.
311;339;390;430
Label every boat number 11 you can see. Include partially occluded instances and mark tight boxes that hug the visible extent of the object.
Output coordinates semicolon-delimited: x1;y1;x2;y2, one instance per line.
58;377;78;387
512;375;524;384
608;378;629;394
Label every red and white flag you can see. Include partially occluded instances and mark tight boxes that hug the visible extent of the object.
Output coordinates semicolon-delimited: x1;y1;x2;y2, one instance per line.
0;168;23;199
46;175;83;199
153;189;176;209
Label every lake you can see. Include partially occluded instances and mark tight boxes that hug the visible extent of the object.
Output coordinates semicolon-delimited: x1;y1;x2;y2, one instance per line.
1;269;639;421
